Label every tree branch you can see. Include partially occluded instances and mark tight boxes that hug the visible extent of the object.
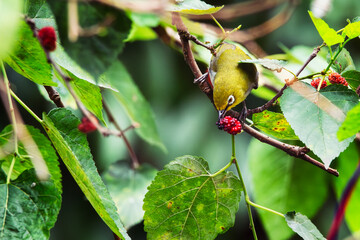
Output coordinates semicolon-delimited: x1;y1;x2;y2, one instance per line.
44;86;64;108
189;0;289;21
172;13;339;176
200;0;297;43
242;124;339;176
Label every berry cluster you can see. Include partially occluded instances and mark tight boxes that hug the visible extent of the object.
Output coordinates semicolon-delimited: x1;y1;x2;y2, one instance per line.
328;72;348;87
311;78;327;89
78;117;97;133
216;116;242;135
38;26;57;52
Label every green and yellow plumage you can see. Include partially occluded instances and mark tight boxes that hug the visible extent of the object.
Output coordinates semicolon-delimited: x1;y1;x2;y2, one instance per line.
209;43;258;118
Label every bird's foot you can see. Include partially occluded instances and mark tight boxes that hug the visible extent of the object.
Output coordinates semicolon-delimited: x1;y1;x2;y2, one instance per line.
194;72;209;84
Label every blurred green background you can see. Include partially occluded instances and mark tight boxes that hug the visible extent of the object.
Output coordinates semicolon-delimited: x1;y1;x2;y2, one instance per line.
1;0;360;239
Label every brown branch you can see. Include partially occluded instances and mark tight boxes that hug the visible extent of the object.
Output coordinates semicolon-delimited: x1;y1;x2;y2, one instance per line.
263;83;281;93
152;26;182;48
189;0;288;21
172;13;339;176
44;86;64;107
102;100;140;169
201;0;297;43
90;0;167;14
242;124;339;176
172;12;213;102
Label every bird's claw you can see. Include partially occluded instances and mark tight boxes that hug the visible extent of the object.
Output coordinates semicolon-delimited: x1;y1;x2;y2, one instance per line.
194;72;209;84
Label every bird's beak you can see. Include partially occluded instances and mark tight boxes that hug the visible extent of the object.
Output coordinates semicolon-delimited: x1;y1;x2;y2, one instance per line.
218;109;227;120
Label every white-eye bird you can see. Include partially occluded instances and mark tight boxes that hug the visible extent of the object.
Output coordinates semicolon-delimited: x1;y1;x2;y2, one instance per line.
208;43;259;119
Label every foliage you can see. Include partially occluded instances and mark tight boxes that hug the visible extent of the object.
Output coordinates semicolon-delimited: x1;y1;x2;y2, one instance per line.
0;0;359;240
143;156;242;239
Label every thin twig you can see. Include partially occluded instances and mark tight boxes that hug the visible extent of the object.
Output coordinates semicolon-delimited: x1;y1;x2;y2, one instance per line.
263;83;280;93
247;85;287;115
102;100;140;169
189;0;288;21
185;33;216;55
247;45;321;115
91;0;167;14
172;13;339;177
201;0;297;43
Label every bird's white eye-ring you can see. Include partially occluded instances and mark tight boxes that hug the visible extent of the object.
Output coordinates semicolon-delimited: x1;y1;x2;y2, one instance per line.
227;95;235;105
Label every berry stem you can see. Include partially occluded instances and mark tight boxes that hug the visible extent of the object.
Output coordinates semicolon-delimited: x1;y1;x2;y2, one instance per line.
232;135;258;240
297;71;322;80
317;76;326;92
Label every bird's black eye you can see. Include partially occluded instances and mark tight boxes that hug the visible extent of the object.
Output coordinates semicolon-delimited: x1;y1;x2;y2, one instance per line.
227;95;235;105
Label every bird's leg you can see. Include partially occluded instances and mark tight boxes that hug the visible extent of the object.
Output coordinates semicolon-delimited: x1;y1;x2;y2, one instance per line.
239;101;248;123
193;71;209;84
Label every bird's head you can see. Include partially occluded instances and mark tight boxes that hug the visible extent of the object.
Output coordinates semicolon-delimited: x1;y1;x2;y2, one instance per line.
214;89;242;119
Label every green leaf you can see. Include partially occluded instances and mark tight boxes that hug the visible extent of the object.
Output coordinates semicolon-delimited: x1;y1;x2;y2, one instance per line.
103;162;157;229
343;21;360;39
53;65;105;124
0;125;62;190
280;82;358;168
24;0;46;18
67;73;105;124
239;58;286;72
333;142;360;233
101;61;166;152
0;169;61;240
328;48;355;73
342;70;360;90
0;126;61;239
125;24;157;42
126;11;160;27
31;2;56;28
170;0;224;15
337;102;360;141
5;21;56;86
143;155;242;240
253;110;298;140
285;212;326;240
308;11;344;46
48;0;132;78
0;126;32;180
248;139;329;240
42;108;130;240
0;0;23;60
